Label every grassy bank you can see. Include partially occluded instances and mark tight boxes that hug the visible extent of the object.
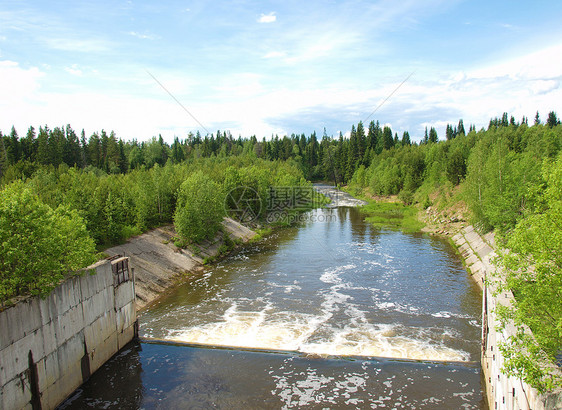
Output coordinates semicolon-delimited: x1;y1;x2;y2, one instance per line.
342;187;426;233
360;201;425;233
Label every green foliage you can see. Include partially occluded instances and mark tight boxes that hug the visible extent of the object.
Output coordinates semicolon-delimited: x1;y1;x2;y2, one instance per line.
492;153;562;392
174;171;225;243
0;182;96;302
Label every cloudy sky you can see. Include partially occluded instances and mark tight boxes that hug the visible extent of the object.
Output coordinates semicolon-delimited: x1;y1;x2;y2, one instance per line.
1;0;562;143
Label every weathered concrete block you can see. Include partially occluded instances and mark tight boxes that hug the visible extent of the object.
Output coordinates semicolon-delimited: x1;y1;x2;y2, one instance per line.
81;287;114;326
116;302;136;334
38;276;82;326
36;349;60;394
114;280;135;310
53;305;85;346
470;260;484;275
79;268;108;301
89;332;118;374
477;244;493;260
0;328;46;387
0;297;42;351
40;319;57;359
458;242;471;255
118;324;136;350
452;232;463;243
40;358;83;410
54;333;85;380
84;260;113;288
84;310;116;353
1;373;32;410
465;253;479;266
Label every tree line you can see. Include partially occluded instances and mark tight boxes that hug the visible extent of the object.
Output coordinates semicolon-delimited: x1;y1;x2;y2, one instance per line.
2;110;559;188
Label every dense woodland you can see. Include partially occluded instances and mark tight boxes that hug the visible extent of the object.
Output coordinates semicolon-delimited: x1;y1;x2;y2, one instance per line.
1;111;561;390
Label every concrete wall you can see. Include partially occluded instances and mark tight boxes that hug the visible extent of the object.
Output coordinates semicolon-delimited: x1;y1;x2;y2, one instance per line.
453;226;562;410
0;257;137;410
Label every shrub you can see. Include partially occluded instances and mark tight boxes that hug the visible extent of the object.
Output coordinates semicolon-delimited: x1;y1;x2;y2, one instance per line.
174;171;225;243
0;182;97;301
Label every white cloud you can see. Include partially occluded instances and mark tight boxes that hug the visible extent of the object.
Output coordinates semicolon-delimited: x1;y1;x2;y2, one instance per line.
43;37;111;52
128;31;158;40
0;60;43;102
263;51;286;59
64;64;83;76
258;12;276;23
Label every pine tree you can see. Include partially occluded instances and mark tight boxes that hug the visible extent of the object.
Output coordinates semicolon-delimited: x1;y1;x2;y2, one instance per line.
534;111;541;125
23;126;37;162
367;120;378;151
446;124;454;140
356;121;366;163
401;131;411;146
546;111;560;128
428;127;438;143
36;126;50;165
382;126;394;150
457;119;465;136
7;126;21;164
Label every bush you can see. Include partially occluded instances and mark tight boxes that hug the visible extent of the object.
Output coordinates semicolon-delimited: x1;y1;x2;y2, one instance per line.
0;182;97;302
174;171;225;243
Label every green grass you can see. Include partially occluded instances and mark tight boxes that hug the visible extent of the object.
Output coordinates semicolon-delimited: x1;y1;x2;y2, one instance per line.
360;201;425;233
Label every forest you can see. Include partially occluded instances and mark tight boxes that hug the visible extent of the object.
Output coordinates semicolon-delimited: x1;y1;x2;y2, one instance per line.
1;110;561;390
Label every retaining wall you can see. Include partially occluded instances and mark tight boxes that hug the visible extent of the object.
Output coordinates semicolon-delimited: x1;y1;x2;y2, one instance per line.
453;226;562;410
0;257;137;410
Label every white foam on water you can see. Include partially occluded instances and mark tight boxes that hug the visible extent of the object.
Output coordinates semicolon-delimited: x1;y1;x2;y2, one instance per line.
167;305;470;362
299;322;470;362
319;264;356;284
165;263;472;363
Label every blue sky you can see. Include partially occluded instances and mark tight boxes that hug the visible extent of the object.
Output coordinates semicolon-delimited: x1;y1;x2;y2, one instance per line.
1;0;562;143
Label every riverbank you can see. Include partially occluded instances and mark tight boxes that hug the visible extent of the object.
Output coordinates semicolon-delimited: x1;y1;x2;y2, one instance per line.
104;218;256;311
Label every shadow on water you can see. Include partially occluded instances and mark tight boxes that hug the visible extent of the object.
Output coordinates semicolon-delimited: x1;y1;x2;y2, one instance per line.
59;340;487;409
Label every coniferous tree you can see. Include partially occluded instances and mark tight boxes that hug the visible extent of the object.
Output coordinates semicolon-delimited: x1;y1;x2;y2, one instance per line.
446;124;454;140
22;126;37;162
382;126;394;150
457;119;465;136
546;111;560;128
88;132;101;169
356;121;366;163
401;131;411;146
428;127;438;143
367;120;379;152
36;126;50;165
534;111;541;125
80;129;88;167
8;126;21;164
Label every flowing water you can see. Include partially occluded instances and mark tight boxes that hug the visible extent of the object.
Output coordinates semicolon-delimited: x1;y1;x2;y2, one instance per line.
60;206;486;409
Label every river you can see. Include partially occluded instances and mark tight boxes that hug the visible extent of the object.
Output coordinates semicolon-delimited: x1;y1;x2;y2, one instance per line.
59;205;486;409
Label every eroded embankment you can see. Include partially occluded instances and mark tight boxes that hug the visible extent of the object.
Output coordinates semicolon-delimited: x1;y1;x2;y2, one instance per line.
105;218;256;310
